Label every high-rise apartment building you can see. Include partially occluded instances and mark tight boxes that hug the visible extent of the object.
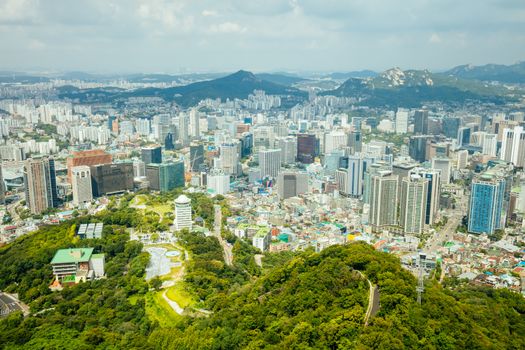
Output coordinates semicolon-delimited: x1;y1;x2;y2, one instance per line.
178;113;190;146
189;108;200;139
24;157;58;214
259;149;281;178
369;172;399;228
400;175;428;234
410;168;440;225
219;142;240;176
71;166;93;206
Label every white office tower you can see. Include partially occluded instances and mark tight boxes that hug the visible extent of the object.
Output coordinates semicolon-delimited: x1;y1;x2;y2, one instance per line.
133;160;146;178
456;150;468;169
178;113;190;146
482;133;498;157
432;157;451;185
278;136;297;165
395;108;409;134
400;175;428;234
500;126;525;167
71;166;93;206
277;171;308;199
410;168;440;225
369;172;399;229
324;130;347;154
136;118;151;136
259;149;281;178
207;170;230;195
174;195;192;231
219;143;240;176
470;131;486;147
189;108;200;139
335;155;364;197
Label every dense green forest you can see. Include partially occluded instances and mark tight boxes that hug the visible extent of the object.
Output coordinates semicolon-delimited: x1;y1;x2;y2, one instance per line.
1;217;525;349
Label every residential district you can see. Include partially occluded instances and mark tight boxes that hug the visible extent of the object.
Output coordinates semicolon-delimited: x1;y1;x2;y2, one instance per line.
0;73;524;312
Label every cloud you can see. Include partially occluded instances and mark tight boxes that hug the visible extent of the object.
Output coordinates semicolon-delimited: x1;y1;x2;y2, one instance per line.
209;21;246;34
0;0;524;72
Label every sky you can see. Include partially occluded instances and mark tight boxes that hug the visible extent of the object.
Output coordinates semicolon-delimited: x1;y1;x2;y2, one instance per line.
1;0;525;74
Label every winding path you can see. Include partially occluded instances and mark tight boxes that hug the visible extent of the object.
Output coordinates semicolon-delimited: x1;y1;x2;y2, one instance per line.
162;290;184;315
356;271;380;326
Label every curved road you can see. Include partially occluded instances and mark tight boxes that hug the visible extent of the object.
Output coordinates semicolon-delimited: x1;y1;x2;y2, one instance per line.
357;271;380;326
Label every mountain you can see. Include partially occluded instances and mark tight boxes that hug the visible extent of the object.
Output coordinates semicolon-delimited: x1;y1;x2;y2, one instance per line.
324;70;378;80
58;70;307;107
445;62;525;83
254;73;306;86
323;67;522;107
2;217;525;349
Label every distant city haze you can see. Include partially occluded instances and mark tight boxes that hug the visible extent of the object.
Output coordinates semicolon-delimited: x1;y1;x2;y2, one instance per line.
1;0;524;73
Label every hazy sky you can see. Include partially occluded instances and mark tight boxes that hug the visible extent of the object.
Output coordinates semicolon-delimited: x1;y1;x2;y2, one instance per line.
1;0;524;73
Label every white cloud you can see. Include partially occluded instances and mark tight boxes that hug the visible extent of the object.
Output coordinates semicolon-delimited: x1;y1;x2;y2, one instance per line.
201;9;218;17
429;33;442;44
209;21;246;34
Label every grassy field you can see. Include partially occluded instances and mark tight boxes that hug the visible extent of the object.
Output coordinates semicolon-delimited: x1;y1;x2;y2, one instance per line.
165;283;196;309
145;291;182;327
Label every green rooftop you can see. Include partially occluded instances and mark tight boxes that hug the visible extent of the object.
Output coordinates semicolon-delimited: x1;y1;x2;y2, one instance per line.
51;248;94;264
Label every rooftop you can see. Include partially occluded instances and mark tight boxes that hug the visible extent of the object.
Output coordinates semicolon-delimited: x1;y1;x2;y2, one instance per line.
51;248;94;264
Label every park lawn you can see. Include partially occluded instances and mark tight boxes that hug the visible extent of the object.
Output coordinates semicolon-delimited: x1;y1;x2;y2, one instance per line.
165;283;196;309
145;291;182;327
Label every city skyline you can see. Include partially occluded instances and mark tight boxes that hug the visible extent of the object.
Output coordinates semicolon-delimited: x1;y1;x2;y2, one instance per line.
1;0;524;73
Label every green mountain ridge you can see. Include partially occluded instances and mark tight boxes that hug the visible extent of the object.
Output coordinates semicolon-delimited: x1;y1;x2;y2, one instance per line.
445;61;525;83
323;67;522;107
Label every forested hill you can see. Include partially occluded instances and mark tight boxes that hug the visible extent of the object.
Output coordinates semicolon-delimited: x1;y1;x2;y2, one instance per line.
1;218;525;349
150;243;525;349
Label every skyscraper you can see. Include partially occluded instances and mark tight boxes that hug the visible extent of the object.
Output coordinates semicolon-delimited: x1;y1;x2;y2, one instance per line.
207;170;230;195
141;146;162;165
468;175;506;235
400;175;428;234
432;157;451;185
297;134;318;164
178;113;190;146
442;117;460;139
482;133;498;157
90;163;134;196
174;194;192;231
190;144;205;172
347;131;362;154
259;149;281;178
409;135;430;163
414;110;429;135
369;172;399;229
24;157;58;214
277;171;308;199
411;168;441;225
278;136;297;165
457;127;471;147
500;126;525;167
457;150;468;169
146;161;185;192
395;108;409;134
189;108;200;139
71;166;93;206
324;130;347;154
335;155;364;197
219;142;240;176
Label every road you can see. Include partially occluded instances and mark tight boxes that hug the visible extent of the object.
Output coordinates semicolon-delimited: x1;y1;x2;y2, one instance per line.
424;196;468;253
356;271;380;326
